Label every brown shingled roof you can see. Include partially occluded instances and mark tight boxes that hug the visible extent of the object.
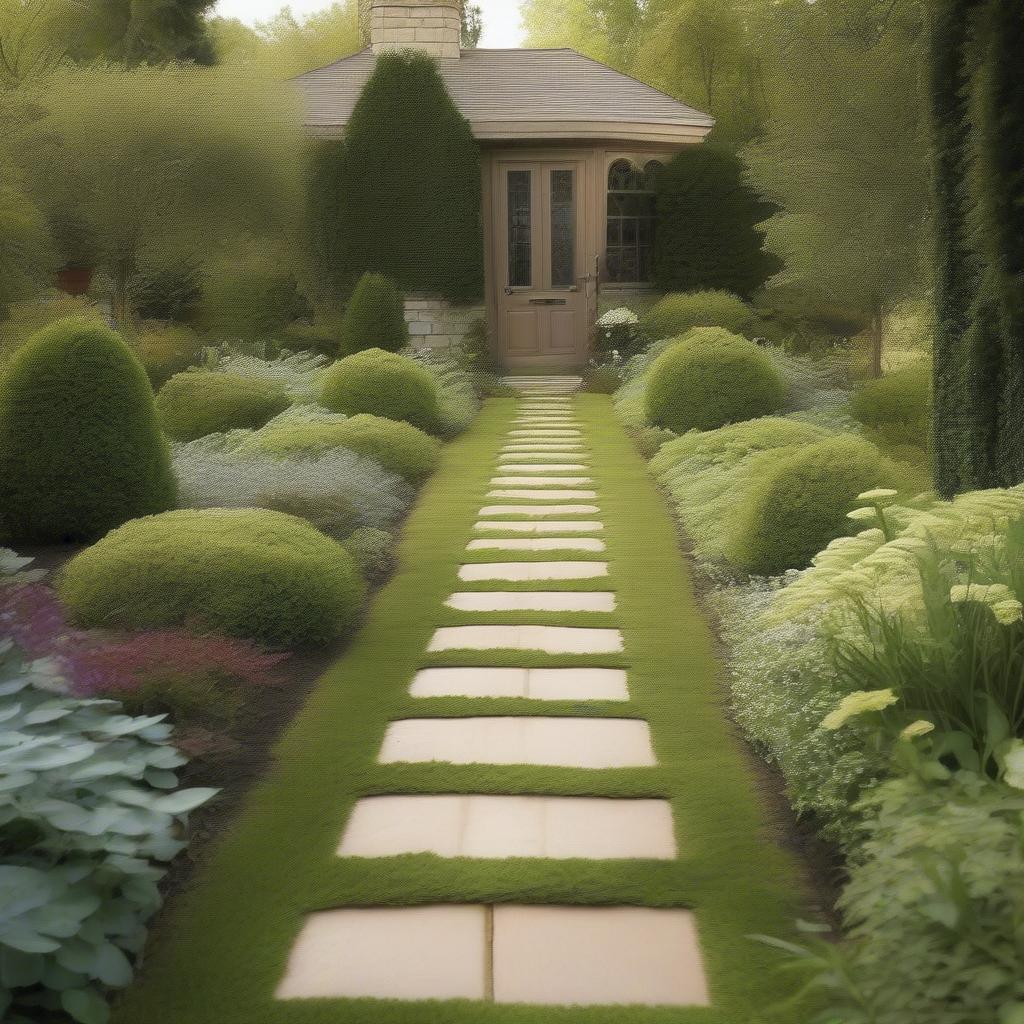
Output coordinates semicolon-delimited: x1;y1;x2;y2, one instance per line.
294;47;715;144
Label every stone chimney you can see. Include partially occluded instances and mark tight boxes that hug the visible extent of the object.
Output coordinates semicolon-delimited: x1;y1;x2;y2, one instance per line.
370;1;463;60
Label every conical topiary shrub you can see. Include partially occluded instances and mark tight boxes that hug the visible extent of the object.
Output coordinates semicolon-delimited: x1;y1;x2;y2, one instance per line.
339;272;409;356
0;317;176;543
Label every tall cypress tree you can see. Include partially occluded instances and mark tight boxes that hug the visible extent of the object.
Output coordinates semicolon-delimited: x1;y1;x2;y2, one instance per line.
319;50;484;303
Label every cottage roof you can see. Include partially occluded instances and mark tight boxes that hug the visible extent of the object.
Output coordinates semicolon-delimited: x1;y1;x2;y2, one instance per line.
293;47;714;145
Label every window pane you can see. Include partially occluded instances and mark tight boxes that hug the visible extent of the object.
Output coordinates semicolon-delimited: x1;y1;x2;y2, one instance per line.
550;169;575;288
507;170;531;287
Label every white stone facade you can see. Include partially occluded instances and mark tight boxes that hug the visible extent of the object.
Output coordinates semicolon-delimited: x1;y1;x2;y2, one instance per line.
371;1;462;60
404;295;485;352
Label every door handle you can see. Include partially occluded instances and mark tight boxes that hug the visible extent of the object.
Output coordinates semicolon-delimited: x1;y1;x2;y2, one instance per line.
504;287;514;295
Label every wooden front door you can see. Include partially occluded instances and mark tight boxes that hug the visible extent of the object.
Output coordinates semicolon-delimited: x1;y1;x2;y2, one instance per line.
494;160;590;368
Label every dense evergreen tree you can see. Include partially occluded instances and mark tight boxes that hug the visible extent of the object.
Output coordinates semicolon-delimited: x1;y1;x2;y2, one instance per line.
653;146;777;298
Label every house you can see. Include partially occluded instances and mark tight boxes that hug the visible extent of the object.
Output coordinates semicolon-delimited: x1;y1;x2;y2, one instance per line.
293;0;714;370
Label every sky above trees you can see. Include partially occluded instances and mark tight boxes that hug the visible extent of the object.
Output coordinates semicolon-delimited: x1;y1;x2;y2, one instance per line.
212;0;526;47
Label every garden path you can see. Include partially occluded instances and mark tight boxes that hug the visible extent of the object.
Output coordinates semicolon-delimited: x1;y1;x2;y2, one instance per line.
117;384;808;1024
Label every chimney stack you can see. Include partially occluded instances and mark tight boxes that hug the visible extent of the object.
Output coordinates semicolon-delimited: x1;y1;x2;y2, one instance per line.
370;1;463;60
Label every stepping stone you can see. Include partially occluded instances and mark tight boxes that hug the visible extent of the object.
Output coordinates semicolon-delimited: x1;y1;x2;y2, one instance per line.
492;906;709;1007
445;590;615;612
490;477;593;487
498;463;589;471
458;561;608;581
501;443;585;451
478;504;599;516
509;430;582;437
474;521;604;534
409;666;629;701
487;489;598;500
427;625;623;654
378;717;656;768
466;538;606;553
337;796;676;860
276;906;486;1001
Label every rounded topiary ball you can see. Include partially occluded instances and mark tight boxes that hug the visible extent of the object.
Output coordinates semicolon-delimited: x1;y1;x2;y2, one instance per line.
57;508;365;649
644;327;786;433
0;316;176;544
725;435;893;575
256;413;441;483
641;290;755;341
156;371;290;441
339;272;409;356
320;348;440;433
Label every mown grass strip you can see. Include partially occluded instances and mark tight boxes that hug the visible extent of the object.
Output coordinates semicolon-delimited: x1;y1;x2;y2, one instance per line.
115;395;810;1024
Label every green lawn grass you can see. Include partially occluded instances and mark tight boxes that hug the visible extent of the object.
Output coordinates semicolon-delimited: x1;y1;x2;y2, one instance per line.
114;395;813;1024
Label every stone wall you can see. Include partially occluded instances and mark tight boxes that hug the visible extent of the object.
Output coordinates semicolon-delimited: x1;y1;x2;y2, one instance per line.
370;2;462;60
404;296;486;353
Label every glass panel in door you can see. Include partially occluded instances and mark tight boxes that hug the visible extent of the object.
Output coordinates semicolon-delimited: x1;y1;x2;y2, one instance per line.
507;169;532;288
549;169;575;288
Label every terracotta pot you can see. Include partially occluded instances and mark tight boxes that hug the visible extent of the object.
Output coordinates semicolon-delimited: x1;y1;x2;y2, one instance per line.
56;266;94;296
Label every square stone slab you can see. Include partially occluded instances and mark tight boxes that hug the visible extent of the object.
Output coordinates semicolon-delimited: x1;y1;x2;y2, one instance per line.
458;561;609;581
275;905;486;1001
427;625;623;654
409;667;628;701
474;520;604;534
467;538;606;553
490;477;593;487
337;796;676;860
445;591;615;612
478;504;600;517
378;717;656;768
492;906;709;1007
488;489;598;500
497;464;589;473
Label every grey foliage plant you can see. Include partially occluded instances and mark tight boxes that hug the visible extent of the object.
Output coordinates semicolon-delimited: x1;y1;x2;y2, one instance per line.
0;577;215;1023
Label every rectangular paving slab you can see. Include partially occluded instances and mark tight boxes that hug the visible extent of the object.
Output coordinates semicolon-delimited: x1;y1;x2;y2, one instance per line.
409;666;629;701
478;504;600;516
490;477;594;487
337;795;676;860
275;906;486;1001
467;538;606;552
445;590;615;612
497;464;590;472
378;716;656;768
458;560;609;581
501;443;585;451
473;520;604;533
492;906;710;1007
427;625;623;654
487;489;599;500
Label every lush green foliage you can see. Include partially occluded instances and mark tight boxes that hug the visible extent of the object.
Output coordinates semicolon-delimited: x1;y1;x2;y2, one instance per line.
255;413;441;483
311;50;483;302
172;433;413;530
156;371;289;441
929;0;1024;493
131;323;204;387
0;317;175;544
338;272;408;356
0;161;54;315
15;64;304;325
407;349;481;437
340;526;395;585
641;289;755;341
320;347;441;433
850;360;932;448
0;633;214;1024
58;509;365;649
728;434;893;575
645;327;787;433
654;146;778;297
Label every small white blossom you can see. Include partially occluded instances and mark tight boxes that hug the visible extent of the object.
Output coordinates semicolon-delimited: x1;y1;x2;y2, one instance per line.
1003;740;1024;790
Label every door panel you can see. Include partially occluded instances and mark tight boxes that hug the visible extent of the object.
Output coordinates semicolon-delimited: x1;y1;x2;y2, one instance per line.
495;160;589;369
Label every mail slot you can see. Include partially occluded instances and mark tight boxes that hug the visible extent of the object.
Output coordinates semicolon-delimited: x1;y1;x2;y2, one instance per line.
529;298;568;305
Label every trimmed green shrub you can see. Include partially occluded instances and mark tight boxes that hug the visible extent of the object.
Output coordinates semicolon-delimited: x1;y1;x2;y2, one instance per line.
58;508;365;649
255;413;441;483
726;434;893;575
653;147;779;298
851;360;932;448
641;289;755;341
311;50;483;302
644;327;787;433
342;526;395;584
339;272;408;355
261;491;362;540
133;323;204;387
156;371;290;441
0;317;176;544
320;347;441;433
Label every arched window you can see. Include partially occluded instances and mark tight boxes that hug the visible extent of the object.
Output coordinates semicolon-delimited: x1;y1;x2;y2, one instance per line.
606;159;664;284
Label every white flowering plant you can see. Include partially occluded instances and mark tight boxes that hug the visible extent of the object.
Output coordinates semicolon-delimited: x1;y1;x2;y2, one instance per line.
595;306;644;357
